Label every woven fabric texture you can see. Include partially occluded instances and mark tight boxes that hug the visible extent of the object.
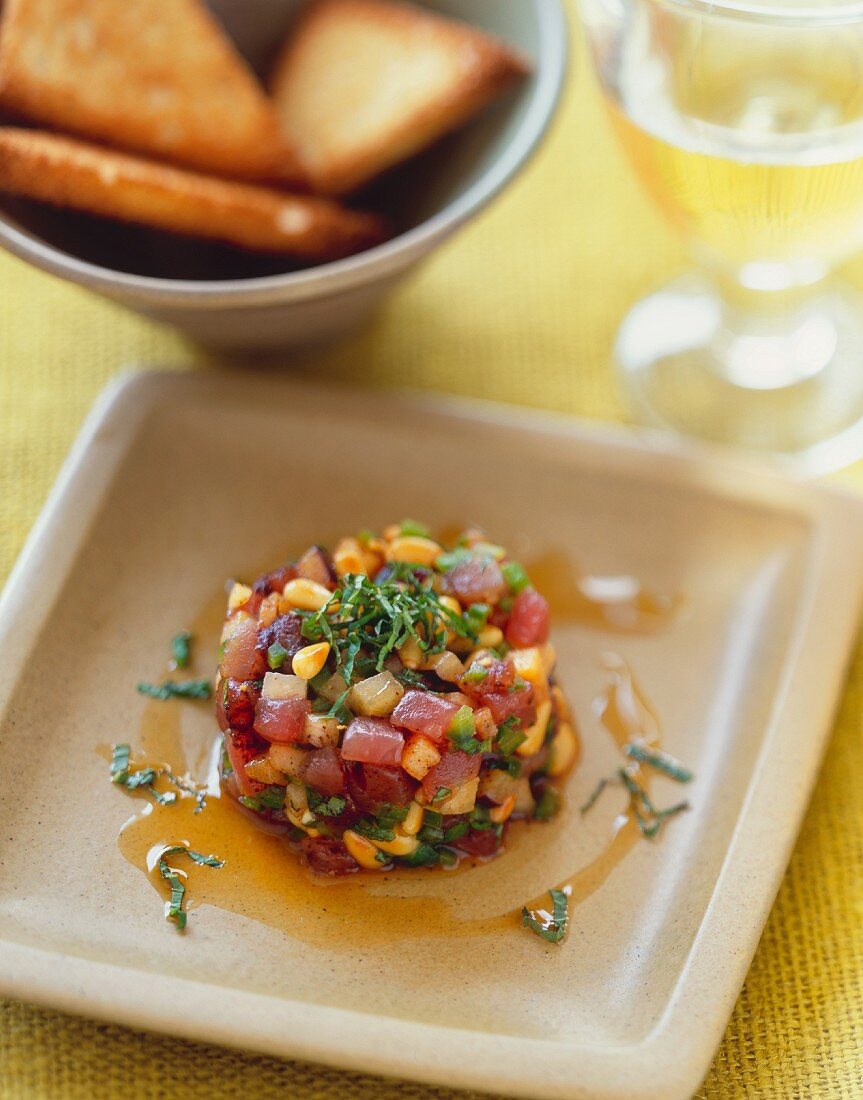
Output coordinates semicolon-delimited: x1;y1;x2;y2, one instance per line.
1;23;863;1100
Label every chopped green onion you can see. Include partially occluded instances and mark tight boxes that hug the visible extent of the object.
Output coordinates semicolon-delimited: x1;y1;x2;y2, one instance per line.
432;786;451;803
495;716;526;758
399;519;429;538
170;631;192;669
533;786;560;821
443;820;469;842
267;641;289;670
462;662;489;685
501;561;531;594
521;888;569;944
398;843;440;867
449;705;475;740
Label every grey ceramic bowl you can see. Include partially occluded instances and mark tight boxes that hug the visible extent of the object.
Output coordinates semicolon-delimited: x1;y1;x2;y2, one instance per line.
0;0;567;350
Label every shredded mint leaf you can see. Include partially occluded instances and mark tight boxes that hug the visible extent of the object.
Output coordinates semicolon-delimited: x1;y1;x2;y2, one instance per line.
170;631;192;669
623;743;694;783
137;679;212;701
157;845;224;931
307;788;347;818
522;888;569;944
110;743;209;810
580;776;610;814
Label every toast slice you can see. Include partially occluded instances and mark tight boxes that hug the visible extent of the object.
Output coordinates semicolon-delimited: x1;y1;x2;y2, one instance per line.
0;128;388;259
270;0;529;195
0;0;303;183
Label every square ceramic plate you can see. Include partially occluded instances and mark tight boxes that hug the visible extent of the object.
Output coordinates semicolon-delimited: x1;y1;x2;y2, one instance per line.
1;371;862;1100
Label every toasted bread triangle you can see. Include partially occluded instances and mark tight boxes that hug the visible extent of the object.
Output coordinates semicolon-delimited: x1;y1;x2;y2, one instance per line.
0;127;388;258
271;0;529;195
0;0;303;182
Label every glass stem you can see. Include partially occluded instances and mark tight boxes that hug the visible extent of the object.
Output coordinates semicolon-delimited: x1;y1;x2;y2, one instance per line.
707;271;838;391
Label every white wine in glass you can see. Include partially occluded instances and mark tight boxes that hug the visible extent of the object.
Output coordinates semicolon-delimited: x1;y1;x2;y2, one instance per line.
580;0;863;470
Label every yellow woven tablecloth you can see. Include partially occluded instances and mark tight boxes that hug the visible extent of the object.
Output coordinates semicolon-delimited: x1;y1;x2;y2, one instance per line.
2;23;863;1100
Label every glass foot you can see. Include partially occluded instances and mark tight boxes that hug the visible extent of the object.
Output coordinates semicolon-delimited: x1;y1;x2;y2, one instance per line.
615;273;863;473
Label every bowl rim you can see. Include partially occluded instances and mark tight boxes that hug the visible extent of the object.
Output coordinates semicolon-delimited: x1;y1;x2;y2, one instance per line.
0;0;568;309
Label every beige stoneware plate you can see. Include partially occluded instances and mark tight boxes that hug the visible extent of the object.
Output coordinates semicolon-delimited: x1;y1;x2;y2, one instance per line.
1;371;862;1100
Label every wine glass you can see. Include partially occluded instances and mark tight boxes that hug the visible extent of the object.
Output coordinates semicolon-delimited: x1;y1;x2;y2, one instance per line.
580;0;863;471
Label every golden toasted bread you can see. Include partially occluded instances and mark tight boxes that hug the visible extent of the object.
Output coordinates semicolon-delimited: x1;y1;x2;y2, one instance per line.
0;128;388;259
270;0;529;195
0;0;303;183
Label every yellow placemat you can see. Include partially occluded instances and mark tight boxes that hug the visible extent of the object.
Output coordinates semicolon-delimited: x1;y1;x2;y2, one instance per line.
1;23;862;1100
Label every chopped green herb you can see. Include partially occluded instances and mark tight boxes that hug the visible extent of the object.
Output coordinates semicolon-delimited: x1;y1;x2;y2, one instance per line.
171;631;192;669
461;603;490;636
376;803;410;828
438;846;459;868
579;777;610;814
522;887;569;944
394;667;426;689
157;845;224;931
501;561;531;594
469;805;493;831
462;662;489;685
354;819;397;843
267;641;289;670
431;786;451;803
623;743;694;784
397;843;440;867
137;679;212;701
300;567;483;718
449;705;475;740
110;743;176;806
443;820;469;842
434;547;472;571
533;786;559;821
495;716;526;758
399;519;429;538
110;743;211;811
307;788;347;818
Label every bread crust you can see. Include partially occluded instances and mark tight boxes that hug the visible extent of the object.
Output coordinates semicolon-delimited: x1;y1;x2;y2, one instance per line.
0;127;388;259
271;0;529;195
0;0;304;183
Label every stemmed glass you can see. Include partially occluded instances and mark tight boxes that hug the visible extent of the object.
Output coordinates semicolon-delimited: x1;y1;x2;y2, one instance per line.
580;0;863;471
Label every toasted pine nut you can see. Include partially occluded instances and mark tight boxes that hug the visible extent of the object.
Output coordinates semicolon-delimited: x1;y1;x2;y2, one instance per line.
477;625;504;648
517;698;552;757
280;578;332;611
400;802;425;836
385;536;443;566
398;637;424;670
489;793;517;824
370;832;420;857
547;721;580;777
292;642;331;680
333;537;366;577
344;830;385;870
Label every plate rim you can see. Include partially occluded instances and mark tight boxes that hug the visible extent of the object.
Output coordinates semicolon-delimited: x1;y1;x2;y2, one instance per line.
2;369;863;1100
